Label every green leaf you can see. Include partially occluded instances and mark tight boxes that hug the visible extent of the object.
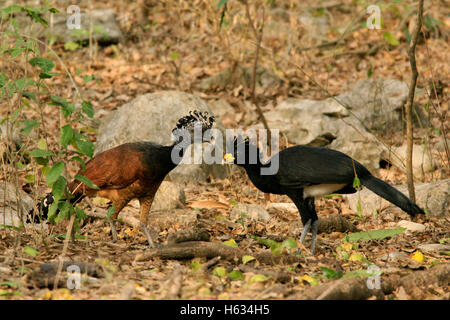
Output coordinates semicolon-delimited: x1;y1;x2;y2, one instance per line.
228;270;244;281
222;239;238;248
60;125;74;148
50;96;75;117
39;72;58;79
29;57;55;73
249;274;268;284
74;174;99;190
25;174;35;183
30;149;54;158
212;266;227;278
0;73;8;88
74;133;94;157
342;269;373;279
353;176;361;189
46;162;64;186
217;0;229;9
106;205;115;220
23;246;39;257
47;201;59;220
64;41;79;51
82;75;96;84
2;5;24;14
55;201;71;223
383;32;399;46
75;207;86;219
281;238;297;249
70;156;86;171
343;227;405;243
242;255;256;265
320;267;343;279
170;52;180;60
21;119;39;135
81;101;94;118
52;176;66;200
190;260;202;272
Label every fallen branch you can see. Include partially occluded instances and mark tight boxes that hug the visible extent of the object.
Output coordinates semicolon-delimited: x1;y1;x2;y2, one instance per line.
134;241;304;266
290;263;450;300
167;228;210;245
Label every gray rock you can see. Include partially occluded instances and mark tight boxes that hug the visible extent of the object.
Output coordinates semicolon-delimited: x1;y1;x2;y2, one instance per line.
417;243;450;253
208;99;234;118
18;9;122;45
336;79;428;132
345;179;449;218
261;96;383;171
384;144;435;178
231;204;270;222
0;182;34;226
152;181;186;211
95;91;227;183
0;124;21;158
259;79;429;172
397;220;426;232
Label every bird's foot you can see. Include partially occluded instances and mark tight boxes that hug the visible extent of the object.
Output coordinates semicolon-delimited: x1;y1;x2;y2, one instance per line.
140;222;157;248
109;220;118;242
299;219;319;255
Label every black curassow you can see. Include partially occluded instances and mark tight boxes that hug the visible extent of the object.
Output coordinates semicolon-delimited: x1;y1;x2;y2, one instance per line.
227;136;425;254
31;111;215;247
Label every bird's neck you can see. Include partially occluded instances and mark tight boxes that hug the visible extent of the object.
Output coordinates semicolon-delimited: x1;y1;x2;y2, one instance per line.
167;139;193;166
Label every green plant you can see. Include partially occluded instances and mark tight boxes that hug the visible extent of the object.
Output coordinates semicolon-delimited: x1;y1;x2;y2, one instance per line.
0;5;97;236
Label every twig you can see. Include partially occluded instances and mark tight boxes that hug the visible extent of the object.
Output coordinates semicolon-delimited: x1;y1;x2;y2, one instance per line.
404;0;424;202
53;213;75;290
242;1;271;140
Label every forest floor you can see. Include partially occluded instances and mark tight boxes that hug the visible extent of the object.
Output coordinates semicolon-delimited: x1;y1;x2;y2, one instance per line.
0;0;449;300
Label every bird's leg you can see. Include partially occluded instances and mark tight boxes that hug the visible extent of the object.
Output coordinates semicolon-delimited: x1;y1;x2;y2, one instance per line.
309;219;319;255
139;196;157;248
108;200;128;242
299;219;312;244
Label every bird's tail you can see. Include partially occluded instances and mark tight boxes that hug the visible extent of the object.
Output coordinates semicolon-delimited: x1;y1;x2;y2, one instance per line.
27;189;85;223
360;175;425;216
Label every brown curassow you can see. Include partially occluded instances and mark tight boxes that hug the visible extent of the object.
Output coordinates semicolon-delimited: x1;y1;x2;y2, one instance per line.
32;111;215;247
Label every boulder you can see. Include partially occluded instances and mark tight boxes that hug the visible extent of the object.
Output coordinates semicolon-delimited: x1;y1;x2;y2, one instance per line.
336;79;428;132
152;181;186;211
0;182;34;226
261;97;383;171
381;144;436;179
95;91;227;183
345;179;449;218
260;79;428;172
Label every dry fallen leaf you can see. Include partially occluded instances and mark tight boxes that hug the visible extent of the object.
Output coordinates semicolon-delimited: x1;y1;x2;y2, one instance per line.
188;200;230;210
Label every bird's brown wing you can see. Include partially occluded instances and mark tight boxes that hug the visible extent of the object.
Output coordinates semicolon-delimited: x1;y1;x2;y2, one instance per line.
68;144;145;194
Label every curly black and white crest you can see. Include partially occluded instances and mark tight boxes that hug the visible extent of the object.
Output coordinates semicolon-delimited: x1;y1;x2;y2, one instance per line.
174;110;215;132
